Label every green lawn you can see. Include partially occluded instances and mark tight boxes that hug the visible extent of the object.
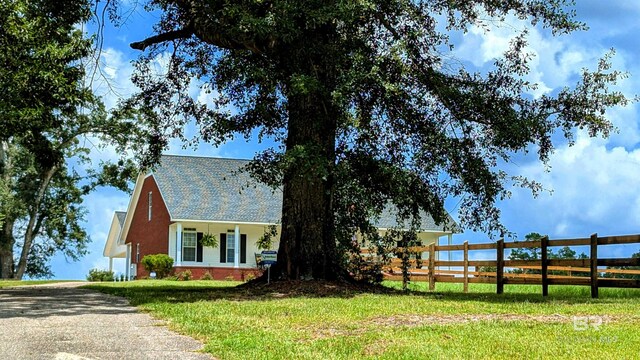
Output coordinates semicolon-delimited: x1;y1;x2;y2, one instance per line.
84;280;640;360
0;280;77;288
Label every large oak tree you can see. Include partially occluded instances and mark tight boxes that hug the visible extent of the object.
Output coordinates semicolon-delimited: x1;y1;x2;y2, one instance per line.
119;0;632;281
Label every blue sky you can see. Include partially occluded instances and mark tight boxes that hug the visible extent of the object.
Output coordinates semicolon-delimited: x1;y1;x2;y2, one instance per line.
48;1;640;279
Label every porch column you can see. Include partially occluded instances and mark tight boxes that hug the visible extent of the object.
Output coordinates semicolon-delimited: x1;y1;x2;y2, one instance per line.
234;225;240;268
176;222;183;266
125;244;131;281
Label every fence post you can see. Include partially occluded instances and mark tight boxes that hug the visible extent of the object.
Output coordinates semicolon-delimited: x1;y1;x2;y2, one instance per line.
463;241;469;293
428;243;436;291
496;239;504;294
590;233;599;299
541;235;549;296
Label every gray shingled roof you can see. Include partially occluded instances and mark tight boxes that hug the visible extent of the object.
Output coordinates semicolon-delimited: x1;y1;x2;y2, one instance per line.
152;155;458;232
153;156;282;223
115;211;127;227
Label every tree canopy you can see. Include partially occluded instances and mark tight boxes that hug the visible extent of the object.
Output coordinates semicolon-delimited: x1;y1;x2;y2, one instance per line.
116;0;633;281
0;0;145;279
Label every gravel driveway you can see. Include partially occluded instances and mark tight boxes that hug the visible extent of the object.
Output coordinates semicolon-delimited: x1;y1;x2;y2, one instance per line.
0;282;213;360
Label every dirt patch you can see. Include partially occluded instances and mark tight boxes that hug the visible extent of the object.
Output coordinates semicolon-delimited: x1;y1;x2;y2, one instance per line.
236;279;397;299
368;313;621;327
301;313;623;341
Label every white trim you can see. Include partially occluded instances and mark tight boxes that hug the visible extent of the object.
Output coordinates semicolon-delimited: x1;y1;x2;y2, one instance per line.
174;263;257;269
234;225;240;268
125;244;131;280
176;222;183;266
170;219;278;226
119;173;146;246
103;213;127;258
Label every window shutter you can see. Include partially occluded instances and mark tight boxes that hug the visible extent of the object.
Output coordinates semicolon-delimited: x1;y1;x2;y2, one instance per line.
196;232;203;263
240;234;247;264
220;233;227;263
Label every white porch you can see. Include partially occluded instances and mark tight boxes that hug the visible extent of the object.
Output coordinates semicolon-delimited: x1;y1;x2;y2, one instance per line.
168;221;279;269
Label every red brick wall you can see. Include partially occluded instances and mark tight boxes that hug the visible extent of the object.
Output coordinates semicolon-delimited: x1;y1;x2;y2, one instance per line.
173;267;263;281
125;175;171;277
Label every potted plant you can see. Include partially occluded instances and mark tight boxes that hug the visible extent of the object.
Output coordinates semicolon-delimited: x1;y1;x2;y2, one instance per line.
201;233;218;247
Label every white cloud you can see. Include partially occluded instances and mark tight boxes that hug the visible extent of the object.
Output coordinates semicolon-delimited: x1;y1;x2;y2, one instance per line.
511;132;640;237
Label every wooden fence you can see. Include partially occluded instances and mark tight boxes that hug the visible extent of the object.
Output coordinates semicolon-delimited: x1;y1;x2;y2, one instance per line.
366;233;640;298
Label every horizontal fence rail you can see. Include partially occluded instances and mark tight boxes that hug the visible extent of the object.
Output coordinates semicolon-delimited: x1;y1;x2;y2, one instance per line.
362;233;640;298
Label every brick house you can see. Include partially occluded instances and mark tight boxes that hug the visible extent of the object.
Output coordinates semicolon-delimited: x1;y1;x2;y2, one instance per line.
104;155;459;280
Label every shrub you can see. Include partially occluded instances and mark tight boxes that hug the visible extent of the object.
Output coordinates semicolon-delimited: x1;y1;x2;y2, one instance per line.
244;273;256;282
141;254;174;279
200;271;213;280
87;268;114;282
178;269;192;281
119;274;125;282
224;274;236;281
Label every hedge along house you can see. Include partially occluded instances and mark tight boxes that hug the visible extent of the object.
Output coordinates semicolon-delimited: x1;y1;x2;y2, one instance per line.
103;155;460;280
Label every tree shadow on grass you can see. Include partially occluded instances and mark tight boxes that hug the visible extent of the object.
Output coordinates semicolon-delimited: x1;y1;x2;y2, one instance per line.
82;280;640;307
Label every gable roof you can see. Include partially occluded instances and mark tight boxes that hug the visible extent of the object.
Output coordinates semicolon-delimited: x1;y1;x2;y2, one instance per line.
115;211;127;227
152;155;282;224
151;154;459;232
103;211;127;258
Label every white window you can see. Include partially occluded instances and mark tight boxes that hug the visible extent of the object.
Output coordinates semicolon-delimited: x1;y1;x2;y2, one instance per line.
182;228;197;262
227;230;235;263
148;192;152;221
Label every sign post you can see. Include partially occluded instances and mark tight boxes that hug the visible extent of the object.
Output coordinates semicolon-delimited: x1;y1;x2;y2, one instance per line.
261;250;277;284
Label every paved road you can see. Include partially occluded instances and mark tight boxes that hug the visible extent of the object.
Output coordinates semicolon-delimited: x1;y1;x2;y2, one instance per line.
0;282;213;360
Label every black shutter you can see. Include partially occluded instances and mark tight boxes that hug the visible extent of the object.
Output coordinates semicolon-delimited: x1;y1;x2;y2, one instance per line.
240;234;247;264
196;232;203;262
220;233;227;263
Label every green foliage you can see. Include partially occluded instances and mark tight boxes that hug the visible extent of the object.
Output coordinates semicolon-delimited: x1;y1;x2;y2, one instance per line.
87;268;114;282
256;225;278;250
0;0;148;279
141;254;174;279
200;271;213;280
508;233;587;276
604;251;640;280
201;233;218;247
178;269;192;281
113;0;635;279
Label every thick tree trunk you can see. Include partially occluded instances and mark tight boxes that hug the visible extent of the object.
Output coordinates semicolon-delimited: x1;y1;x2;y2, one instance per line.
0;220;15;279
275;88;339;280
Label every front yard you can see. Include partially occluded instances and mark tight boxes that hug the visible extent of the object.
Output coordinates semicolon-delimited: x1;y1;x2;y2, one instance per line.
85;280;640;359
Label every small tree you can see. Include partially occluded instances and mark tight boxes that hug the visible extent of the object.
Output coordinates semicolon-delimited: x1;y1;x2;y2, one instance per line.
256;225;278;250
141;254;174;278
603;251;640;280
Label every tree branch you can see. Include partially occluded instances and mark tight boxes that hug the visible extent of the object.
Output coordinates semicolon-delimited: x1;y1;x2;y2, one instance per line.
130;27;194;51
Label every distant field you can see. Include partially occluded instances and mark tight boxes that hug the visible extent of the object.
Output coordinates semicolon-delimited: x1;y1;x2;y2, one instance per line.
85;280;640;360
0;280;76;288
